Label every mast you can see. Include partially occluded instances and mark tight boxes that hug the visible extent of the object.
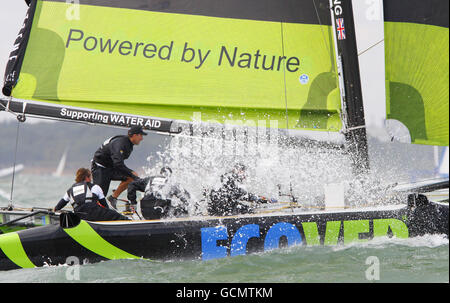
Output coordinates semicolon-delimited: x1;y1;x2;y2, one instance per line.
329;0;370;175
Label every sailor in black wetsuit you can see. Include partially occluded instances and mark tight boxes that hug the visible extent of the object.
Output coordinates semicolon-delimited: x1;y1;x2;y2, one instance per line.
208;163;277;216
127;167;190;220
54;168;129;221
91;125;146;209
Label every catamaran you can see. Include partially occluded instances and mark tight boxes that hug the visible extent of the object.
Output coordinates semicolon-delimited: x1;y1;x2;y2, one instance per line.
0;0;448;271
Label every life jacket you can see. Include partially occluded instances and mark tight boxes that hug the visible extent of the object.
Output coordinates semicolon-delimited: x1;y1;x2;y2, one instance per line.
66;182;97;210
145;175;169;199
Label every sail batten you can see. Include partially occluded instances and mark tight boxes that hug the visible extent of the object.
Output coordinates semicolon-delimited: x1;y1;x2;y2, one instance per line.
3;0;343;133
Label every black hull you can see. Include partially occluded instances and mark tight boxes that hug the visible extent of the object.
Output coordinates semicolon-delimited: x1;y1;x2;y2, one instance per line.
0;195;447;271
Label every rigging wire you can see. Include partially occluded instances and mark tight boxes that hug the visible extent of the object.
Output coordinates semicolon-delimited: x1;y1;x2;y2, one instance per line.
0;97;26;209
394;177;449;188
9;117;22;210
280;21;289;131
358;38;384;57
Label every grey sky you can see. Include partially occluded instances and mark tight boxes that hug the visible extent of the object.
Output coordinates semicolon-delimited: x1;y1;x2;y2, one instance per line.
0;0;387;127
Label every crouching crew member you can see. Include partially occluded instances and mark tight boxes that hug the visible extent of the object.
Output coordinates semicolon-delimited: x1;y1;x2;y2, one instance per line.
54;168;129;221
127;167;190;220
208;163;277;216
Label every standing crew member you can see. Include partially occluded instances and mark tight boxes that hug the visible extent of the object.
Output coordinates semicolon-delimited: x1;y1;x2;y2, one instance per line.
91;125;146;209
54;168;129;221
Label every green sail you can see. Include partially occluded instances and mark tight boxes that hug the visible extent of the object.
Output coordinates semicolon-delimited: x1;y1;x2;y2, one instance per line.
384;0;449;146
6;0;342;132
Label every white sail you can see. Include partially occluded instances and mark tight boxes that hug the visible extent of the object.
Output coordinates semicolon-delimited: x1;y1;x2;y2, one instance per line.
0;164;24;179
52;148;68;177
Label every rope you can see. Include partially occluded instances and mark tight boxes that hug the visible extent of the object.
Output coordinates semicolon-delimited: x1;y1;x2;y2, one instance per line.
0;98;19;119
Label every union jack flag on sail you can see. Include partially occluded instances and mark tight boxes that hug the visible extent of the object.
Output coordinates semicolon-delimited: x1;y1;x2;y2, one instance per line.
336;18;346;40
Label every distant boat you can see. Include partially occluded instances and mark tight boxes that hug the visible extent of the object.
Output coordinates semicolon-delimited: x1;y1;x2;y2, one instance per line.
0;164;24;179
52;148;68;177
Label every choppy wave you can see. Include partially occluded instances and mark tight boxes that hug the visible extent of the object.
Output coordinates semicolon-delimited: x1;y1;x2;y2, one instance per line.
331;234;449;251
1;238;447;283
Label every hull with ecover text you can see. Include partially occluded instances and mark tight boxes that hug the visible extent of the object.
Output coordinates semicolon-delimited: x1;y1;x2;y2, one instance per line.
0;194;447;271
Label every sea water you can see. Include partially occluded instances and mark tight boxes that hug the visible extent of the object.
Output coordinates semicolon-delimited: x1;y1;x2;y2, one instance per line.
0;235;447;283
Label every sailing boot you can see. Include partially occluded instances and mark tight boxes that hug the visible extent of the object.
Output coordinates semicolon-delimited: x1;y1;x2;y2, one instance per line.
107;195;118;210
